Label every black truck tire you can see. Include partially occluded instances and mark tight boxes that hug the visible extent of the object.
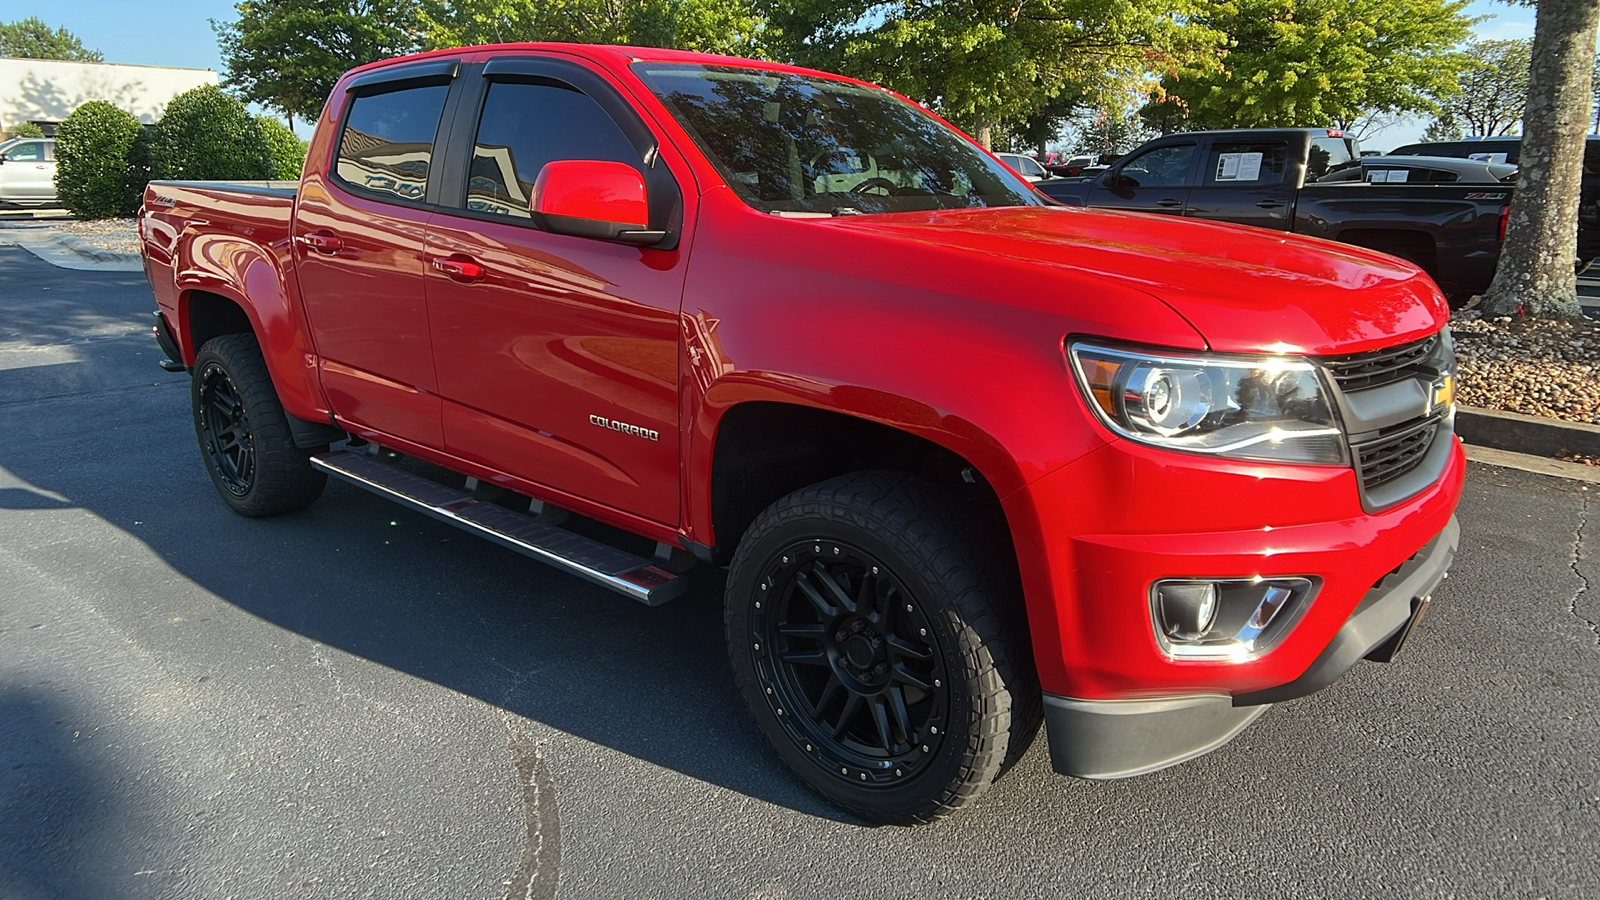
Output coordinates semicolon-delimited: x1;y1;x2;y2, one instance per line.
724;471;1036;825
191;334;327;517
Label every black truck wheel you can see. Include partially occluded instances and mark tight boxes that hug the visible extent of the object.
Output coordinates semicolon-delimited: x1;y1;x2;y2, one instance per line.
191;334;327;517
724;472;1035;824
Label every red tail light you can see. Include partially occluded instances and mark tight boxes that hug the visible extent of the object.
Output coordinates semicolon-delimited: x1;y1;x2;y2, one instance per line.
1498;205;1510;242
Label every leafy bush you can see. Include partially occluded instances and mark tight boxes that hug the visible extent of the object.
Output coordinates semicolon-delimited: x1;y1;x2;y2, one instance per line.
52;101;144;219
150;84;274;181
256;115;307;180
9;122;45;138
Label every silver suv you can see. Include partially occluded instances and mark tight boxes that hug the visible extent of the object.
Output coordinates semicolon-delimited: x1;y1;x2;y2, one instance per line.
0;138;58;207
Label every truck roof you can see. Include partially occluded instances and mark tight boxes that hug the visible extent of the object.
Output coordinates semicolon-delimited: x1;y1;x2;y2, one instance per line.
340;42;855;86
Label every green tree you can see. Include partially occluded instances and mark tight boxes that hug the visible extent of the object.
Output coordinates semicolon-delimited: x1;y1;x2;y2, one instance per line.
150;84;275;181
1074;104;1157;157
52;101;143;219
256;115;308;180
417;0;763;56
1420;112;1464;142
1434;39;1529;137
763;0;1219;149
214;0;421;129
1481;0;1600;320
1142;0;1473;131
0;17;104;61
8;122;46;138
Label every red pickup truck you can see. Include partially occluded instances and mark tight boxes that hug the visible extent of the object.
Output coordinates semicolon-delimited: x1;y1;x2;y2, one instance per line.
140;43;1463;824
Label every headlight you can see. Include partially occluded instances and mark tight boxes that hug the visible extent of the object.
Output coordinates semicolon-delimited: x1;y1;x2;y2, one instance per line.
1068;341;1346;464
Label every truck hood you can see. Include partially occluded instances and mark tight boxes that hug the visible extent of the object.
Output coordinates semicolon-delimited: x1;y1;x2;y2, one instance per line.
828;205;1448;355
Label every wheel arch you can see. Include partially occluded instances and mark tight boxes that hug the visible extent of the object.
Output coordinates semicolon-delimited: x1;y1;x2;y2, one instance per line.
176;278;329;426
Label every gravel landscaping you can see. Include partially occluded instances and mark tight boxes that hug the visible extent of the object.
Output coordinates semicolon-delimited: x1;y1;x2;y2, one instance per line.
1450;307;1600;425
23;220;1600;428
56;218;140;256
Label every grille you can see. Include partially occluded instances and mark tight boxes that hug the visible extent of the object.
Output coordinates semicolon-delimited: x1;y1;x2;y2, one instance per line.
1356;417;1440;491
1323;335;1439;391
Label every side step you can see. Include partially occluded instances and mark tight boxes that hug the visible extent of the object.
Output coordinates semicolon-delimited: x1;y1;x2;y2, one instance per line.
310;450;687;606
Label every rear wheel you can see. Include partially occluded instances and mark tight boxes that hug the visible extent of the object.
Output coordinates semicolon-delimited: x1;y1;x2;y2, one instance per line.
724;472;1035;824
191;334;327;517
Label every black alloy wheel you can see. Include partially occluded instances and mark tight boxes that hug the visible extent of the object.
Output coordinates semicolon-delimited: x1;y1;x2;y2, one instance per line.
189;334;328;517
725;471;1035;825
198;361;256;496
754;539;951;786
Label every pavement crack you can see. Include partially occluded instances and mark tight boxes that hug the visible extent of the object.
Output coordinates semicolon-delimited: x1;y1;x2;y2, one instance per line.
1572;489;1596;646
503;720;561;900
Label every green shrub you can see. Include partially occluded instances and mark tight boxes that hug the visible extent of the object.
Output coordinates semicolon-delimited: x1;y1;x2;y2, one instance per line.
52;101;144;219
9;122;45;138
256;115;307;180
150;84;274;181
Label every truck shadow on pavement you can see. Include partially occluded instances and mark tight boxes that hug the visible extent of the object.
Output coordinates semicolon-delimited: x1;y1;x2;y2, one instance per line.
0;249;851;822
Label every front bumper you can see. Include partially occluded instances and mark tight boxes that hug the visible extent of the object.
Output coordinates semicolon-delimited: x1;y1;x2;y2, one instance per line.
1041;516;1457;778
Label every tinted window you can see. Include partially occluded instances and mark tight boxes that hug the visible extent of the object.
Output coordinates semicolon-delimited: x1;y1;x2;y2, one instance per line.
1307;137;1358;180
635;63;1040;214
1120;144;1195;187
1366;166;1457;184
5;141;44;161
1204;142;1287;186
463;80;641;220
336;84;450;203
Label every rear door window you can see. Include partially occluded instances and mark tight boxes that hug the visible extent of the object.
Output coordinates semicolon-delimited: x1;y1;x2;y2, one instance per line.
1204;141;1288;186
335;84;451;204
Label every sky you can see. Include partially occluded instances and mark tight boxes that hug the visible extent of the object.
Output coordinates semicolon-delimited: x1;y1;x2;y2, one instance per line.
3;0;1544;148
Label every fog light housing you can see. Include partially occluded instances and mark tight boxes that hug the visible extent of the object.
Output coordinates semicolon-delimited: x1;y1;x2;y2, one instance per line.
1151;577;1317;660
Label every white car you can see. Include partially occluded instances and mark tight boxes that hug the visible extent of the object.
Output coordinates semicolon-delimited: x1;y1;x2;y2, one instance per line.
0;138;58;207
996;152;1054;182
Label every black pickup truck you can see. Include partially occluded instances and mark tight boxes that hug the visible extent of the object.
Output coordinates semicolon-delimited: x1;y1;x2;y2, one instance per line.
1036;128;1572;304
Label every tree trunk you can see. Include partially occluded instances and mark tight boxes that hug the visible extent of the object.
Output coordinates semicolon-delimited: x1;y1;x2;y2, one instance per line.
1481;0;1600;320
974;117;994;151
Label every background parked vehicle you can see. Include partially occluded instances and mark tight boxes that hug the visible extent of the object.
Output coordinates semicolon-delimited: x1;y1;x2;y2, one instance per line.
996;152;1055;181
0;137;57;207
1037;128;1591;304
1314;155;1518;184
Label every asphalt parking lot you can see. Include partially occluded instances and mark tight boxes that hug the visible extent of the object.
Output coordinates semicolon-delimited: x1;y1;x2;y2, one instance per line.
1;245;1596;899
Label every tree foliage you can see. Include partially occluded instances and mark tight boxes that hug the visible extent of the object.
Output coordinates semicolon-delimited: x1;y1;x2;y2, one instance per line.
760;0;1220;148
257;115;308;180
0;17;104;61
417;0;764;56
52;101;143;219
1142;0;1473;131
215;0;421;127
1482;0;1600;320
1434;39;1530;137
9;122;46;138
149;85;275;181
1420;112;1463;142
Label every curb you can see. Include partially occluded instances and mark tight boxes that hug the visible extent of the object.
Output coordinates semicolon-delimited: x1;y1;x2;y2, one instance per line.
50;232;140;265
1456;405;1600;459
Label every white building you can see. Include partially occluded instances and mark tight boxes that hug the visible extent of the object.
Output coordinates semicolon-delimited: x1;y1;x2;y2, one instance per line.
0;57;217;138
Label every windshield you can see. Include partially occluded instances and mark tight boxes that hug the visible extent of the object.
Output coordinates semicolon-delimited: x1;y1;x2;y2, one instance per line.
633;63;1043;215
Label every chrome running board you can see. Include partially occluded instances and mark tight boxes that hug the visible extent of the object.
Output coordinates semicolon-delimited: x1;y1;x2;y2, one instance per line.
310;449;686;606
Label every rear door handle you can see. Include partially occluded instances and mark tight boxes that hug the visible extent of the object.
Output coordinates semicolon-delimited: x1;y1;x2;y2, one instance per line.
431;257;486;281
1155;198;1183;208
295;233;343;254
1256;199;1286;209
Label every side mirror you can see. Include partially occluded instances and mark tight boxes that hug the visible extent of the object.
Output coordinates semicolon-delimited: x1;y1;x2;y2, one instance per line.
530;160;665;246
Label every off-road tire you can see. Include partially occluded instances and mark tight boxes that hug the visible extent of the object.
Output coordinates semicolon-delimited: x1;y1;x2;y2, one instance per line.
191;334;326;517
724;471;1038;825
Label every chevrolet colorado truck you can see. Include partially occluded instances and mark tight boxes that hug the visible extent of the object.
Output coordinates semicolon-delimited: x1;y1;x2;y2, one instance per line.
140;45;1463;824
1036;127;1572;304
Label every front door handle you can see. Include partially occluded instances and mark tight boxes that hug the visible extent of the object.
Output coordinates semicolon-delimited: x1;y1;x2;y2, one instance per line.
294;232;344;254
1155;198;1183;208
1256;199;1286;209
431;257;486;281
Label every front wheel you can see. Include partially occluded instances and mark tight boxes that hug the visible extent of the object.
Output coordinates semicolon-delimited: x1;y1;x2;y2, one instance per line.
191;334;327;517
724;472;1035;824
